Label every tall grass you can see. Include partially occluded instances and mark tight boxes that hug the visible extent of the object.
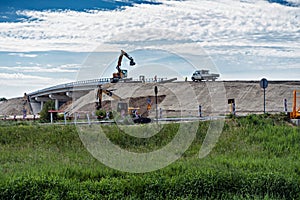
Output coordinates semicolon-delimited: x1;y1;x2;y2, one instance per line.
0;114;299;199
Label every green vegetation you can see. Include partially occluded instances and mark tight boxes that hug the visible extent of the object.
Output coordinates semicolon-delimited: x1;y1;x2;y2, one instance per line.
95;110;114;120
39;100;56;122
0;97;7;102
0;114;299;199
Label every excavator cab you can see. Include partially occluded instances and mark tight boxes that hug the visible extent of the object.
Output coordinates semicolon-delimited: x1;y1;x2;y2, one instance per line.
121;70;128;78
112;70;127;78
112;70;128;83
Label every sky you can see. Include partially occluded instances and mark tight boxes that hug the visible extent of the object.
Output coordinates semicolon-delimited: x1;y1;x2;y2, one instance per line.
0;0;299;98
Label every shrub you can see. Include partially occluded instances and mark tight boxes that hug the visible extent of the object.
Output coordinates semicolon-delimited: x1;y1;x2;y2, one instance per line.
39;101;56;122
109;111;114;119
95;109;106;120
0;97;8;102
57;113;65;120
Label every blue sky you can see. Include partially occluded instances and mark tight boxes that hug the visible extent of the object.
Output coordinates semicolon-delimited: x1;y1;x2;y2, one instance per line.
0;0;299;98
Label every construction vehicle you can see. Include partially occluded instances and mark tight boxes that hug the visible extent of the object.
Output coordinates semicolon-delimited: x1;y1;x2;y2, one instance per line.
289;90;300;119
191;70;219;81
111;50;136;83
96;85;151;123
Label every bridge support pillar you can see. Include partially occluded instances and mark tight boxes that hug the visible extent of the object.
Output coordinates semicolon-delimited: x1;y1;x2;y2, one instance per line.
55;99;59;110
49;94;71;111
41;101;44;111
35;96;52;112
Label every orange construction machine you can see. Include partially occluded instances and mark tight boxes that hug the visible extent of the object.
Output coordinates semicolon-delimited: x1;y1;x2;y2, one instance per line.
95;85;151;123
290;90;300;119
111;50;135;83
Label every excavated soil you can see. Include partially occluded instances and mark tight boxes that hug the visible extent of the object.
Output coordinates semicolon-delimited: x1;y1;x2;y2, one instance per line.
0;97;32;116
1;81;300;117
63;81;300;117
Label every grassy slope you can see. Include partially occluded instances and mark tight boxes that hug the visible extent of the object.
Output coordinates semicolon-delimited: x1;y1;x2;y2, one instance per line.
0;114;299;199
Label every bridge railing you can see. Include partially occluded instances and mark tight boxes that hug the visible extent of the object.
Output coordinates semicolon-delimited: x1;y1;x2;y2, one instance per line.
143;78;168;82
27;77;171;97
27;78;110;96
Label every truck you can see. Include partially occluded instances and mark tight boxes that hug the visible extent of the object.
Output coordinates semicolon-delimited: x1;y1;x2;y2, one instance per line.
191;70;219;81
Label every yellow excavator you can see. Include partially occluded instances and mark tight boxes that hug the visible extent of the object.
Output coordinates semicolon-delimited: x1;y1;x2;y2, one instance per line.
96;85;151;123
111;50;136;83
96;84;122;110
290;90;300;119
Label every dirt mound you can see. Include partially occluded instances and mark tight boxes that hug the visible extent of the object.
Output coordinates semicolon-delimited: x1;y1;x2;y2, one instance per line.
63;81;300;117
0;97;32;116
2;81;300;117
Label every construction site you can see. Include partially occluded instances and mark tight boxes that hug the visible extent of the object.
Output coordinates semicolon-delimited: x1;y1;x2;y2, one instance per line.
0;50;300;123
1;51;300;199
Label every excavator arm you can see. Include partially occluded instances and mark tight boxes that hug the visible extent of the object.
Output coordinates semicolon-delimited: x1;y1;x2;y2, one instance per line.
113;50;135;81
96;85;122;110
117;50;135;69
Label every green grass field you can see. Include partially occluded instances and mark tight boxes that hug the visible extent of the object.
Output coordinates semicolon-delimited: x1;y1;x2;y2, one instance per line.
0;114;299;199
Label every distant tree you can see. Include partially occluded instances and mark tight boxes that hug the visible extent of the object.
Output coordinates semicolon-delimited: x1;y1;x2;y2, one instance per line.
0;97;8;102
40;100;56;122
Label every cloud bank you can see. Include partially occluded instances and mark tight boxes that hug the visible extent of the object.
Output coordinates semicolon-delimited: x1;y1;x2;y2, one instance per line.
0;0;298;55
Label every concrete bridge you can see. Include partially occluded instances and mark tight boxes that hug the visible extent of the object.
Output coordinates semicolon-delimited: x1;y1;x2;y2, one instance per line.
27;78;111;114
26;77;173;114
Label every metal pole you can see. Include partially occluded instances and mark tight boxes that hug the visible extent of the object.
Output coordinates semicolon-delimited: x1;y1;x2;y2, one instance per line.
154;86;158;124
50;112;53;124
159;108;162;119
199;105;202;117
264;88;266;114
155;94;158;124
233;102;236;116
74;113;77;125
87;113;91;125
284;98;287;114
64;112;67;125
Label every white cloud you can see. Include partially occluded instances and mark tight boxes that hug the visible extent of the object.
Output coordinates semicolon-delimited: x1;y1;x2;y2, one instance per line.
0;72;70;88
0;72;73;98
0;0;298;57
60;64;81;70
0;64;80;73
8;53;38;58
0;72;47;80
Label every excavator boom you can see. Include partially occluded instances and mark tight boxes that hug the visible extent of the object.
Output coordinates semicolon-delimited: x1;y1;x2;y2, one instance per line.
117;50;135;69
96;85;122;110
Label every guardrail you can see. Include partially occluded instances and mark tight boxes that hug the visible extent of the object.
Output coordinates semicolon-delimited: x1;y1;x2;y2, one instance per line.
27;77;172;97
27;78;110;96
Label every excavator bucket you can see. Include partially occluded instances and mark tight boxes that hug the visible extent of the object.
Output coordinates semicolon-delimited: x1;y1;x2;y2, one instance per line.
130;60;135;66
